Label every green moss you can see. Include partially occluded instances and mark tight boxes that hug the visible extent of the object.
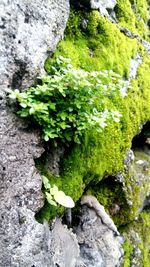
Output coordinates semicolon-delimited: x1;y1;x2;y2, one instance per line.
40;54;150;222
121;239;133;267
115;0;149;39
130;0;149;21
35;158;84;221
115;0;136;30
121;210;150;266
45;10;138;77
64;55;150;224
39;5;150;223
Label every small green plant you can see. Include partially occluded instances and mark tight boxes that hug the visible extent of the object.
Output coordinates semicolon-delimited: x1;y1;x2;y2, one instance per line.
42;175;75;208
9;56;128;144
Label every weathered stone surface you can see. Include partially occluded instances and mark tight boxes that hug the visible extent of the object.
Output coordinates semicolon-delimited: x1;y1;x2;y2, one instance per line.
90;0;116;10
0;0;69;91
75;204;124;267
90;0;117;20
50;218;80;267
0;0;69;266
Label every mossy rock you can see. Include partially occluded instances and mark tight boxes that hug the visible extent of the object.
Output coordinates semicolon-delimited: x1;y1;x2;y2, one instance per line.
45;10;138;77
115;0;149;39
39;6;150;222
121;209;150;267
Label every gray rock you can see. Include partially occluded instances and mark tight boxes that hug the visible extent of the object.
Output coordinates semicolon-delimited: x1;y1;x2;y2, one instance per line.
0;0;69;91
79;0;117;21
75;203;124;267
129;54;142;81
50;218;80;267
90;0;117;21
124;149;135;170
80;195;119;235
0;0;69;266
90;0;116;10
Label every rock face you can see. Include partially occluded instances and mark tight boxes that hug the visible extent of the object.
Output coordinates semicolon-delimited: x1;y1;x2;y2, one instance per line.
0;0;69;91
0;0;69;266
90;0;117;19
75;204;124;267
50;218;80;267
90;0;116;10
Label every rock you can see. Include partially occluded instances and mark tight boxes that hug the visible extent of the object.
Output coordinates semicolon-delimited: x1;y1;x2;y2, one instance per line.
80;195;119;235
123;149;150;217
123;149;135;170
75;203;124;267
77;0;117;21
0;0;69;266
90;0;117;21
0;0;70;91
90;0;117;10
129;54;142;81
50;218;80;267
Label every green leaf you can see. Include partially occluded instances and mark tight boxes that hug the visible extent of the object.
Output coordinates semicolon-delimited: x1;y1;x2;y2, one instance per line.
20;103;27;108
45;192;57;206
42;175;51;190
53;190;75;208
50;185;59;196
9;89;20;100
58;112;67;121
44;135;49;142
29;107;35;114
58;122;70;130
9;56;126;145
48;103;56;110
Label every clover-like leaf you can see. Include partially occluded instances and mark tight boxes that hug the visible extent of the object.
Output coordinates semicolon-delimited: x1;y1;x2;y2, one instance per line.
45;192;57;206
42;175;51;190
50;185;59;196
53;190;75;208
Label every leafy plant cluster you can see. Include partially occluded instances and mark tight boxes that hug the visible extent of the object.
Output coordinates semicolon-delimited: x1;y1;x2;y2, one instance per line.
42;175;75;208
9;56;128;144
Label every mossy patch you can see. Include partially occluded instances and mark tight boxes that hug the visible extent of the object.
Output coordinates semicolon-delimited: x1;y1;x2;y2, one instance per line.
39;54;150;222
115;0;149;39
45;10;138;77
39;5;150;222
121;209;150;267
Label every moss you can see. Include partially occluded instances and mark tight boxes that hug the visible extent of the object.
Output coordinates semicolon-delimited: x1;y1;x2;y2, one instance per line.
130;0;149;21
64;55;150;225
121;239;133;267
39;5;150;223
45;10;138;77
121;210;150;266
40;54;150;222
64;9;82;38
115;0;149;39
115;0;136;30
35;158;84;221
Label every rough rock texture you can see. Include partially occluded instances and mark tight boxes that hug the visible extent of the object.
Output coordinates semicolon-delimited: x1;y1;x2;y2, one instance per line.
90;0;116;10
0;0;69;91
80;195;119;235
75;204;124;267
89;0;117;20
0;0;70;266
50;218;80;267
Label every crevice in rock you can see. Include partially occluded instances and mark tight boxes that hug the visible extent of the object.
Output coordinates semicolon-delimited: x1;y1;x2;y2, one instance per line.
81;175;128;226
34;141;67;223
11;59;28;89
132;121;150;152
